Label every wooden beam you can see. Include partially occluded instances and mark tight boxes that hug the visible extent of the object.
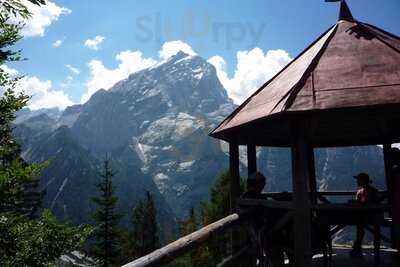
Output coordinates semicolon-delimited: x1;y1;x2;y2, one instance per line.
122;213;247;267
291;127;313;267
308;146;318;204
238;198;293;210
383;144;393;202
229;141;240;213
383;143;396;248
229;141;241;254
247;144;257;177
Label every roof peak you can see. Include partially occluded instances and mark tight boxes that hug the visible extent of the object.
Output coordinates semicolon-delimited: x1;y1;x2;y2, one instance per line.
338;0;354;21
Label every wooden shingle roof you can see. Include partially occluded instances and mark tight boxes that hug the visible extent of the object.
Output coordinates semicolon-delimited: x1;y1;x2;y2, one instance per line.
210;1;400;147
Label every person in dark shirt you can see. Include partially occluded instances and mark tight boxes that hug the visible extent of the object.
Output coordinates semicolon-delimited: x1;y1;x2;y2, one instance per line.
350;172;379;257
242;172;287;266
242;171;266;199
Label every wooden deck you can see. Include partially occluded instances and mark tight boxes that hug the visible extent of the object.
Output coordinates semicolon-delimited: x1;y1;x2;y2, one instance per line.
311;246;399;267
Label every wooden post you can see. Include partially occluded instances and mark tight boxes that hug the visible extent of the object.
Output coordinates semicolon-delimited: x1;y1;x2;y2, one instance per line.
229;141;240;213
383;143;396;248
247;144;257;177
308;147;318;204
291;127;313;267
229;141;240;254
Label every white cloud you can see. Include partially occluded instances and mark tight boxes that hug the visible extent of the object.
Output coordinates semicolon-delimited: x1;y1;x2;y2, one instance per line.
14;0;71;37
60;75;74;89
82;40;198;103
0;65;19;76
82;50;157;103
65;64;80;75
84;35;105;51
159;40;196;60
208;48;292;104
52;39;63;47
81;40;290;106
16;76;74;110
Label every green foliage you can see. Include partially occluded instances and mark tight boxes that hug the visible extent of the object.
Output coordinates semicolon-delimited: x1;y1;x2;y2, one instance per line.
180;207;196;235
91;159;122;266
200;171;245;265
0;2;92;266
129;191;159;259
0;88;92;264
201;171;233;225
0;210;92;266
1;0;45;20
178;208;214;267
0;86;45;216
169;171;245;267
0;1;45;66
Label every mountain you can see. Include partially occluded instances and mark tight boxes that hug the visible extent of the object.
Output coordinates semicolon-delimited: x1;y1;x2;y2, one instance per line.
65;51;235;218
13;51;387;235
13;51;234;232
15;107;61;124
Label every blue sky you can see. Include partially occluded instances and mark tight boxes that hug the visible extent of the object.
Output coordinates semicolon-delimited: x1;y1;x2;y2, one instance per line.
7;0;400;109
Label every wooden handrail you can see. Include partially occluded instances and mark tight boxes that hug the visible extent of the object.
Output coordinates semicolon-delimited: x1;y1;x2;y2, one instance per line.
262;190;387;197
122;212;249;267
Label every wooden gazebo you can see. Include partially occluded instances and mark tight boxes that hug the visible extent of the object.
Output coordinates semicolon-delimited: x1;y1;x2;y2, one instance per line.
209;0;400;266
122;2;399;267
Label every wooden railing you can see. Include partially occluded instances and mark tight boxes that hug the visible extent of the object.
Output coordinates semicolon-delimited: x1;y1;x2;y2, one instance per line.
122;212;250;267
122;191;390;267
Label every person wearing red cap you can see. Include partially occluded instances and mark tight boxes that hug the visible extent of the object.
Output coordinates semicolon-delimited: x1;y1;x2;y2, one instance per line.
350;172;379;257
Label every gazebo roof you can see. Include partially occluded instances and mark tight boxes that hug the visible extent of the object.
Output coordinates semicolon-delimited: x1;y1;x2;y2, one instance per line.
210;1;400;147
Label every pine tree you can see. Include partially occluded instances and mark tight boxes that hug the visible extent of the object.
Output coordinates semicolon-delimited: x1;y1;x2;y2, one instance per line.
130;191;159;259
180;208;213;267
180;207;196;236
199;171;245;264
91;159;122;266
0;0;44;217
0;2;92;266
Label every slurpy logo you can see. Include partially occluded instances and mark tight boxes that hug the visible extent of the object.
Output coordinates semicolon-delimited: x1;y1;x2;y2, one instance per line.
135;10;266;50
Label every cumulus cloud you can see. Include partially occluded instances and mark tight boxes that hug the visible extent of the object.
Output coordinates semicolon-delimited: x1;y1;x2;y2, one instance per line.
159;40;196;60
15;0;71;37
82;40;198;103
0;65;73;110
82;50;157;103
208;48;292;104
52;39;63;47
81;40;290;106
16;76;74;110
0;64;19;76
65;64;80;75
84;35;105;50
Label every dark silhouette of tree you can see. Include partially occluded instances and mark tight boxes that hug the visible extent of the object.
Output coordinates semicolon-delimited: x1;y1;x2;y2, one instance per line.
91;159;122;267
200;171;245;265
130;191;159;259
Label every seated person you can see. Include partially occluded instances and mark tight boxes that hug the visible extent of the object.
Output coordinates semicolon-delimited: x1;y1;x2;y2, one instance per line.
242;171;266;199
243;173;292;266
350;172;379;257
